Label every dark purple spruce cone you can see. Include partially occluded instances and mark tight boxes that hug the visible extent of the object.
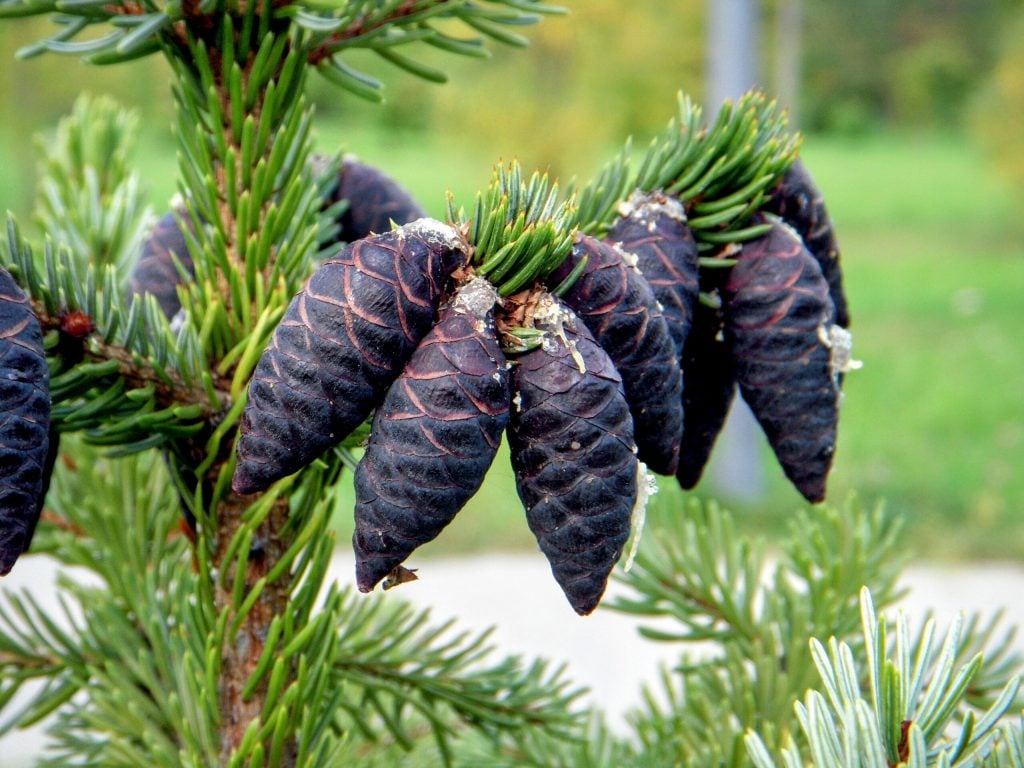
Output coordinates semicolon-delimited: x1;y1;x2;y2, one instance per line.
353;279;509;592
549;234;684;475
233;220;469;495
675;299;737;490
128;207;196;318
507;294;639;615
724;220;840;503
605;191;700;356
131;158;426;318
333;158;428;243
764;158;850;328
0;267;51;575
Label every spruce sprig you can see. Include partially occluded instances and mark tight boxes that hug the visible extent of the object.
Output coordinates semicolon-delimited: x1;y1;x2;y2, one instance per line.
745;590;1023;768
446;161;577;296
574;89;800;248
32;95;153;274
0;0;565;93
608;497;908;765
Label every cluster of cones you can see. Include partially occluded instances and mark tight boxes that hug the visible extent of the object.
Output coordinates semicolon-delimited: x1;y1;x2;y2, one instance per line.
606;161;853;506
0;147;854;615
230;156;853;615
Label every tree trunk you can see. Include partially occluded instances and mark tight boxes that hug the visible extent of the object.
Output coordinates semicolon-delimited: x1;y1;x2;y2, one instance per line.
215;493;297;767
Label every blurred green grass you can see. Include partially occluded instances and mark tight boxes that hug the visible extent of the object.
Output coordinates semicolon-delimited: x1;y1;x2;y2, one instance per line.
1;125;1021;561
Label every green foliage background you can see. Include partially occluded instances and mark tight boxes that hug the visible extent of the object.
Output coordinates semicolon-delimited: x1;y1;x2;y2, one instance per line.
971;6;1024;191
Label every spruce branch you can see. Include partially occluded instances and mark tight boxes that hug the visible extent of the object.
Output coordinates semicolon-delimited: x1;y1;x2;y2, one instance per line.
1;0;188;64
0;0;562;95
607;496;908;765
303;0;565;99
0;445;219;764
1;219;220;449
442;715;627;768
745;589;1023;768
330;590;586;766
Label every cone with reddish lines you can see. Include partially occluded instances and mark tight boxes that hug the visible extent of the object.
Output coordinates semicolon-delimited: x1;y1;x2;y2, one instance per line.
675;299;736;490
548;233;683;475
353;279;509;592
571;91;857;503
232;220;469;495
506;293;638;616
605;191;700;356
723;218;840;503
0;267;51;576
764;158;850;328
129;207;196;318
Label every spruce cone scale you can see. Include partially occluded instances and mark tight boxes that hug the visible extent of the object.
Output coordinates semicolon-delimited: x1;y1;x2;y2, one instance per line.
334;158;428;243
724;220;839;503
507;296;638;616
606;191;700;356
551;234;684;475
129;208;196;318
676;300;736;490
233;221;469;495
0;268;51;575
764;159;850;328
353;281;509;592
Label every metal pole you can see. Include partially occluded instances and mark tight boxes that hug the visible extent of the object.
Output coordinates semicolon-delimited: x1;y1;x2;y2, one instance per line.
707;0;760;107
775;0;803;128
705;0;766;501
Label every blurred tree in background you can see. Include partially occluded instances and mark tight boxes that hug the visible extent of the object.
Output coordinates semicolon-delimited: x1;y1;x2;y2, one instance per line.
0;0;1019;198
799;0;1014;133
4;0;1021;211
971;5;1024;194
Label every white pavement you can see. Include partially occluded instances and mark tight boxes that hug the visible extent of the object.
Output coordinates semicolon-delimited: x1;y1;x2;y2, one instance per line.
3;552;1024;765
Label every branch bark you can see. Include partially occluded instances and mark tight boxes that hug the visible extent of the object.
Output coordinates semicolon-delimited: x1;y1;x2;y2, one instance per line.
214;492;296;766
